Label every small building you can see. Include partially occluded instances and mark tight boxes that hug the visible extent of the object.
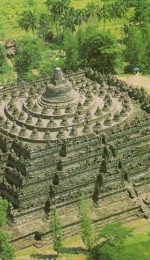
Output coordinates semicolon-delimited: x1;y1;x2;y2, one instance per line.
133;67;140;75
5;38;16;57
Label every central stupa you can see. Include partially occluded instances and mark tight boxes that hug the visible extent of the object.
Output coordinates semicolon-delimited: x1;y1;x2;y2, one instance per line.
0;67;133;143
43;67;73;100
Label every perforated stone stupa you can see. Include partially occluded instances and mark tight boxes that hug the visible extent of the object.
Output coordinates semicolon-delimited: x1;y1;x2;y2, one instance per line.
0;68;133;142
0;68;150;249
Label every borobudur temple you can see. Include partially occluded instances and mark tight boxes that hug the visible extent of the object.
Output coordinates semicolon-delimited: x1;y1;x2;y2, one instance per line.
0;67;150;249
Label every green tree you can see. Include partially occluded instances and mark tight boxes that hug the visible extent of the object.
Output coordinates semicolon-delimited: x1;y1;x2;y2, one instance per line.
51;207;63;257
109;2;118;27
109;1;127;29
46;0;71;15
99;4;111;30
142;23;150;73
115;0;128;17
45;0;71;38
38;13;53;42
14;36;43;79
99;222;132;246
124;26;146;72
63;29;80;72
78;193;93;251
75;9;87;27
85;2;100;23
78;26;121;74
90;222;132;260
0;199;15;260
60;7;77;33
131;0;150;26
18;9;38;36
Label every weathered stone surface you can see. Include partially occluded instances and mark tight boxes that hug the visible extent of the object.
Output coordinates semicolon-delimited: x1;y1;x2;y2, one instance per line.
0;68;150;250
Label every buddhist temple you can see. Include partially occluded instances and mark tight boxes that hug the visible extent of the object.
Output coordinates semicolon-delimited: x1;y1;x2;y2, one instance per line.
0;68;150;249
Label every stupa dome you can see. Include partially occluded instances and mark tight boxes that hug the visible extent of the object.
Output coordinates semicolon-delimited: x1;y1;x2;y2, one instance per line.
43;67;73;99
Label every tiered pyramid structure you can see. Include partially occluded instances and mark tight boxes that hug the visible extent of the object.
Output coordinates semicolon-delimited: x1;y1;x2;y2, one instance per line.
0;68;150;249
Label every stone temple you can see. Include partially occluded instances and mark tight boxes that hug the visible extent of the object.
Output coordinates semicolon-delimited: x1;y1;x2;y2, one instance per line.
0;67;150;249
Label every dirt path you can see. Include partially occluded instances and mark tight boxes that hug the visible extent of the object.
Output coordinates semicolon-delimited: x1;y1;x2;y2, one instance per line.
6;57;17;78
116;74;150;93
6;57;14;68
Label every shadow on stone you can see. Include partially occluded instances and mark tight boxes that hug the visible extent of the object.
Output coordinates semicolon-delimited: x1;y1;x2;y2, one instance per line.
31;253;57;259
61;246;87;255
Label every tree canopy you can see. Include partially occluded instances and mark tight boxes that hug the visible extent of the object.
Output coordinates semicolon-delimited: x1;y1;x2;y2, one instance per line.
90;222;132;260
14;36;43;79
63;29;80;72
77;26;121;74
98;221;132;246
0;199;15;260
18;9;38;36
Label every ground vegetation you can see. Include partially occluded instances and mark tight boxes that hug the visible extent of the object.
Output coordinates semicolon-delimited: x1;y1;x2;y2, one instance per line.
2;0;150;81
0;199;15;260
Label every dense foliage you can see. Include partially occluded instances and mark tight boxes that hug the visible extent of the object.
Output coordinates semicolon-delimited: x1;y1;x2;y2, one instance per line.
90;222;150;260
14;36;43;79
63;29;80;72
0;199;15;260
77;26;121;73
77;194;150;260
124;23;150;73
51;207;63;256
18;9;38;36
0;44;11;75
1;0;150;78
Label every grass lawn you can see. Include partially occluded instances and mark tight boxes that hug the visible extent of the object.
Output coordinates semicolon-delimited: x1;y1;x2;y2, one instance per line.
116;74;150;94
0;0;46;39
0;0;132;40
15;219;150;260
16;235;87;260
124;233;150;260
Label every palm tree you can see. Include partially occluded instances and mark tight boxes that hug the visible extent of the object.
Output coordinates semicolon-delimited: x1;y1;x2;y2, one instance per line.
75;9;87;27
115;0;127;19
18;10;38;36
38;12;53;41
46;0;71;15
109;2;119;28
109;1;127;31
99;4;111;30
85;2;100;23
56;0;71;14
61;7;77;32
45;0;71;39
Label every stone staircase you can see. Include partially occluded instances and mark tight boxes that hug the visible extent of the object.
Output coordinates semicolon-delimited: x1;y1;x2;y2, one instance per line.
140;200;150;219
125;181;150;219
